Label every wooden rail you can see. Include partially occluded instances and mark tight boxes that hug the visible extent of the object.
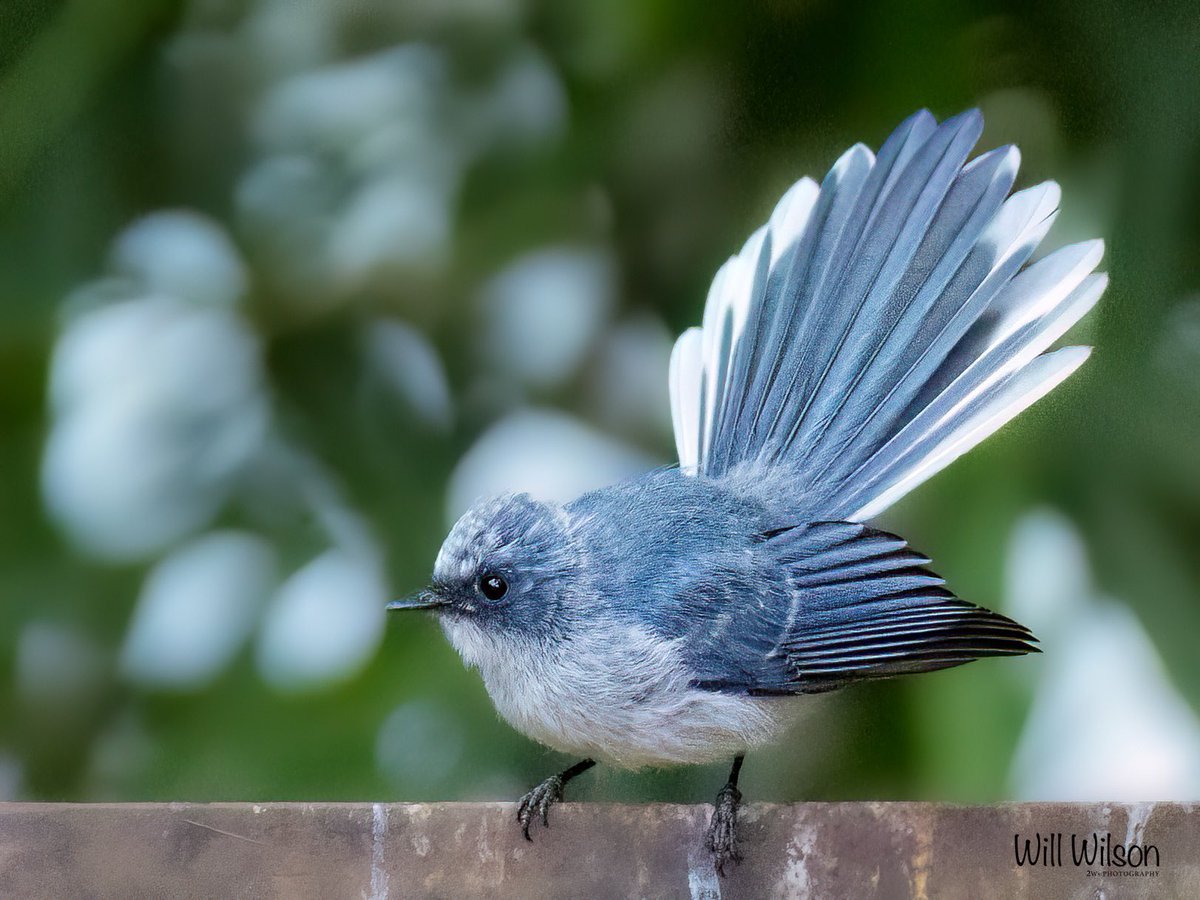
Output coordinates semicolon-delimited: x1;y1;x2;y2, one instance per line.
1;801;1195;898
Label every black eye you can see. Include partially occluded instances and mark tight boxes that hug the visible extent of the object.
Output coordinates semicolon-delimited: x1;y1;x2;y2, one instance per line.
478;572;508;602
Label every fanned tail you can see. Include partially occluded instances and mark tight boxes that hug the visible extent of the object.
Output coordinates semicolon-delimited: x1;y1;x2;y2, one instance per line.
669;109;1103;521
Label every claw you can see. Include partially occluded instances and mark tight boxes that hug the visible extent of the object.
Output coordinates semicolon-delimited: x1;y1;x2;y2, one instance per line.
705;783;743;876
516;794;534;841
516;773;565;841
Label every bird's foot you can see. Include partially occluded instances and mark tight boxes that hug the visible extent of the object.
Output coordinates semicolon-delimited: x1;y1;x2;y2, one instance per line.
705;781;743;876
516;773;565;841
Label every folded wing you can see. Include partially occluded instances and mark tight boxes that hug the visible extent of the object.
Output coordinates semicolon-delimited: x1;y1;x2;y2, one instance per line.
680;521;1037;696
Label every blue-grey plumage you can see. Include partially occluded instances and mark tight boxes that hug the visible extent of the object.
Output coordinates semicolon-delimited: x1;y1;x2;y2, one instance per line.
390;108;1104;861
425;465;1035;769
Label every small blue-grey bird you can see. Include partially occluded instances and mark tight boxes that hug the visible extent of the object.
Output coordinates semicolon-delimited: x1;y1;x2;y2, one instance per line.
389;109;1104;872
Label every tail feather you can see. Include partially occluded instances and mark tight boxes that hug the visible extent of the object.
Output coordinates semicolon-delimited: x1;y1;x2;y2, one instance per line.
848;345;1091;521
729;144;876;473
775;112;987;474
668;109;1103;521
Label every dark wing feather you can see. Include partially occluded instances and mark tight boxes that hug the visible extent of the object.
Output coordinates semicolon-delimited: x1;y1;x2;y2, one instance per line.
676;520;1037;696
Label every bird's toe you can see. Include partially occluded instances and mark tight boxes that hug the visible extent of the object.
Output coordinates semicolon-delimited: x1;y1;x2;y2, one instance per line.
705;784;743;876
516;774;564;841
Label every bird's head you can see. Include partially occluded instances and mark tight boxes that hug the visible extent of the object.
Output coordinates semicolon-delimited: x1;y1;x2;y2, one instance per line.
389;493;579;665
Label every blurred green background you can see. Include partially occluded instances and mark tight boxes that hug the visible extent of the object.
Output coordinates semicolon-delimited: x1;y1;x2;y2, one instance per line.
1;0;1198;806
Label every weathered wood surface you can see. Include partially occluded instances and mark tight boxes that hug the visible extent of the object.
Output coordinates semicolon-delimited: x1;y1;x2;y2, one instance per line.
0;801;1194;898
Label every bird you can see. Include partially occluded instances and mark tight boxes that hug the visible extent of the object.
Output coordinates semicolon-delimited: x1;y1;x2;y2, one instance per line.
387;108;1105;874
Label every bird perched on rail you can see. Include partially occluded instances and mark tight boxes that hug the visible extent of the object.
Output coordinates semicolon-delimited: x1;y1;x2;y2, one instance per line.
388;108;1105;874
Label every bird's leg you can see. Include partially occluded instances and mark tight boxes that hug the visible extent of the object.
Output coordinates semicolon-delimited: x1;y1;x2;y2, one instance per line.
516;757;596;840
705;754;745;875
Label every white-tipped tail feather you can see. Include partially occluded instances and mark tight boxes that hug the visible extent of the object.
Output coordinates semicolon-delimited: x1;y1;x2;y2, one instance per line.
668;109;1103;521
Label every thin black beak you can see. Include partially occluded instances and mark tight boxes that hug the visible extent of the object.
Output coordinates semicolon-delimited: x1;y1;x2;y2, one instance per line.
386;590;448;612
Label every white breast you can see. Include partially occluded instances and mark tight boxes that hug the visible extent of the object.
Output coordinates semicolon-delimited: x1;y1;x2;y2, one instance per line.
441;615;797;768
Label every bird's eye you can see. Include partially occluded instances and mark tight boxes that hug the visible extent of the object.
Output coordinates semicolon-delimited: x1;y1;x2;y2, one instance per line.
478;571;508;602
